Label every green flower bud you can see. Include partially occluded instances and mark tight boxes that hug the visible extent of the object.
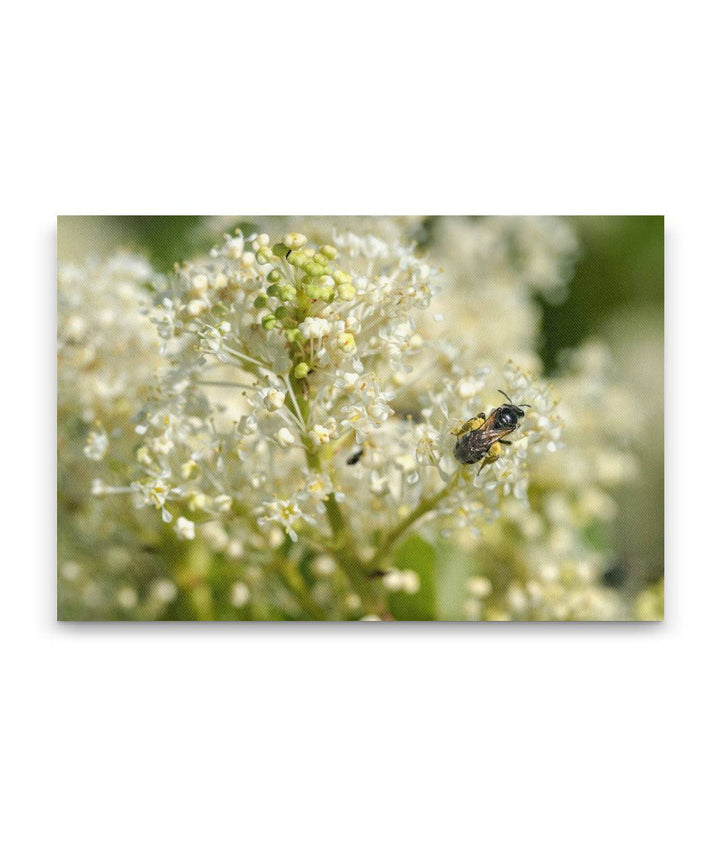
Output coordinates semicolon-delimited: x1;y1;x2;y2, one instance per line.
293;361;310;379
304;262;326;278
261;315;277;330
254;294;269;308
332;269;352;284
256;247;273;264
278;283;297;301
305;282;322;300
266;284;281;298
283;232;307;250
337;282;357;300
319;244;337;260
305;280;336;302
267;268;283;283
285;328;301;343
287;250;308;267
272;243;288;258
337;332;356;353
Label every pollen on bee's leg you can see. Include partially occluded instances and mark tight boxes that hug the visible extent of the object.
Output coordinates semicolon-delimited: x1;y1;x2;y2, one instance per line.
480;441;503;470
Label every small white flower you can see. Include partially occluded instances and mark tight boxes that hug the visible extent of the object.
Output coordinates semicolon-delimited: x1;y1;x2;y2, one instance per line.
467;576;492;598
276;427;295;447
227;539;244;559
186;299;206;317
401;570;420;595
181;459;198;479
299;317;331;340
188;493;209;512
214;494;233;513
201;520;229;552
383;569;404;591
223;236;245;260
457;378;479;399
84;429;108;461
263;388;286;412
336;332;356;353
153;579;178;603
310;423;333;444
150;434;174;455
283;232;307;250
117;587;139;609
230;581;250;608
91;478;108;496
257;498;314;543
336;371;360;390
312;555;337;576
61;560;82;581
190;274;209;295
174;516;195;540
382;569;420;595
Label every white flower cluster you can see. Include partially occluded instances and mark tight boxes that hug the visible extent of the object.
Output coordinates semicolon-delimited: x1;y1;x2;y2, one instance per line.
58;253;158;429
423;218;650;621
124;230;437;541
118;228;559;574
59;217;657;621
58;252;181;619
430;216;578;368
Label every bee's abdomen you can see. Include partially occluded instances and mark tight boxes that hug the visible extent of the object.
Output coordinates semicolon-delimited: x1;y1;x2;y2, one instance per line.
453;430;490;465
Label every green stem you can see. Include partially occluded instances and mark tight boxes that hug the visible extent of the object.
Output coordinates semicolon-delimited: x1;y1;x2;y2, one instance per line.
274;559;326;620
290;374;460;617
369;473;460;569
324;493;380;613
174;541;215;620
294;372;380;613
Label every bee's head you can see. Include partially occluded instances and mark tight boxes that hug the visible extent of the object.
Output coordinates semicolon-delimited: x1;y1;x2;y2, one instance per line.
495;390;531;428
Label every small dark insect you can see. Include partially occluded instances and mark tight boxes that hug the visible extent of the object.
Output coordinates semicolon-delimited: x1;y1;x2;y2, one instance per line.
366;568;387;579
346;448;364;466
452;390;530;465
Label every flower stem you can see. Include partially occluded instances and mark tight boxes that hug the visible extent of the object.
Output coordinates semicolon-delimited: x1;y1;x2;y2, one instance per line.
323;493;380;613
293;369;380;613
369;473;460;568
273;559;326;620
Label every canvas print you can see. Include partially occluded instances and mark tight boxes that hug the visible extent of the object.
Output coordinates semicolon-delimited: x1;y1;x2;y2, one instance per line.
57;216;663;621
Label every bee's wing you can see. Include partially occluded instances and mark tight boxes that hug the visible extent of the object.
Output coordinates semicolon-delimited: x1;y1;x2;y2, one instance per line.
472;424;515;445
462;409;515;445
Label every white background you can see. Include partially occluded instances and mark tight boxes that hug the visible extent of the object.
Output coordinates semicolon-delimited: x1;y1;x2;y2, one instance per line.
2;1;718;854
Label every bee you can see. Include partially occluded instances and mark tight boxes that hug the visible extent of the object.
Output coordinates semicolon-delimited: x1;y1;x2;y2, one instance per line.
452;390;531;465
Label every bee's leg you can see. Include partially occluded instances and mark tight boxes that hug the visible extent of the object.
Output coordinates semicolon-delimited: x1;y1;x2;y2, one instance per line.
499;439;512;445
454;412;488;436
480;441;503;470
